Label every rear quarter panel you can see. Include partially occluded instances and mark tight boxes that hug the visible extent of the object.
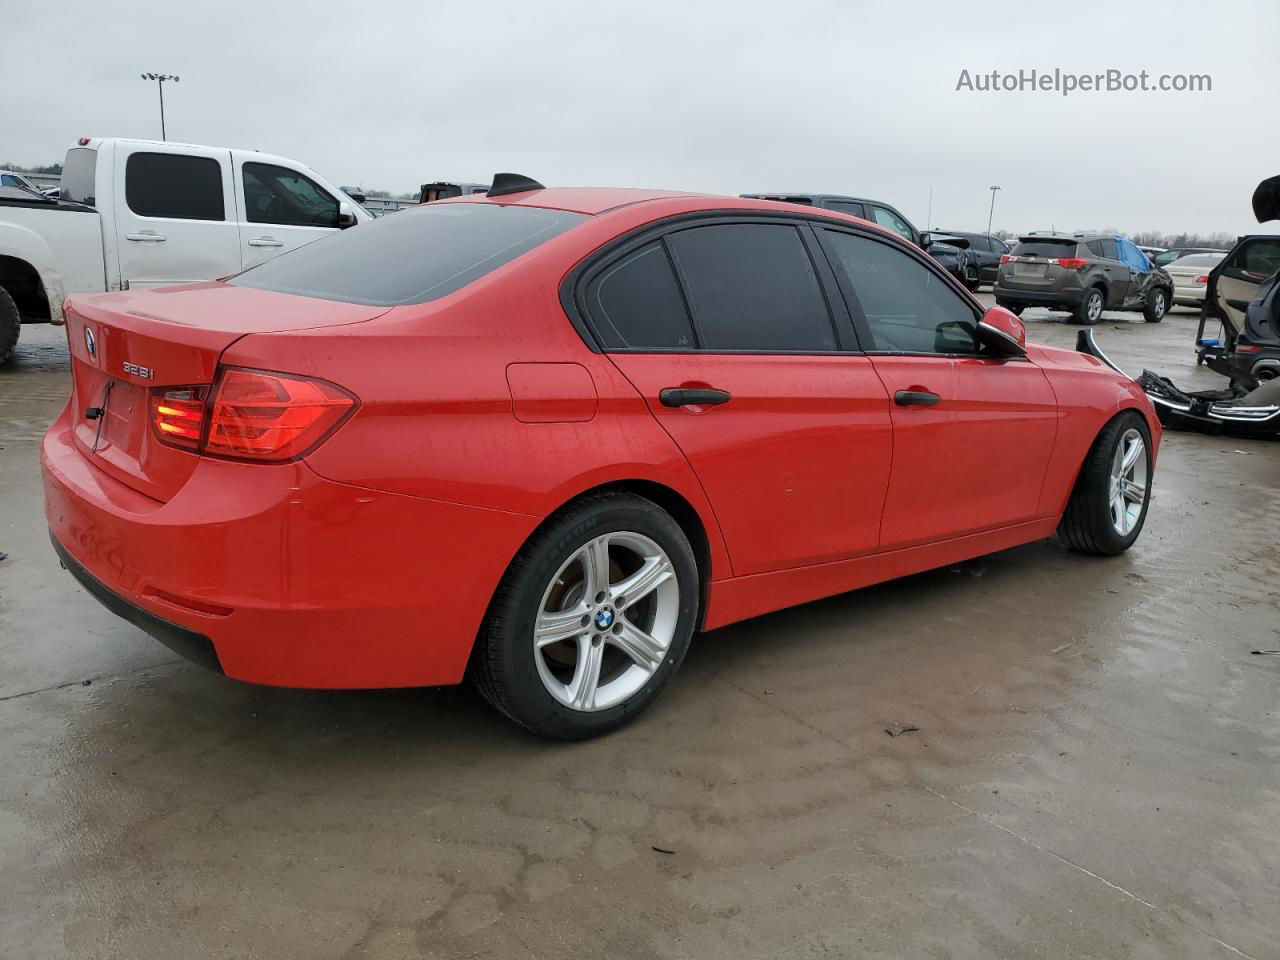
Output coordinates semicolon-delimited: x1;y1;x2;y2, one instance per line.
1027;344;1162;516
221;238;734;583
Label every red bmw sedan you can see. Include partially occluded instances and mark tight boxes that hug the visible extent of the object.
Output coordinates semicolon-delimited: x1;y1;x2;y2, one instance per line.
43;176;1160;738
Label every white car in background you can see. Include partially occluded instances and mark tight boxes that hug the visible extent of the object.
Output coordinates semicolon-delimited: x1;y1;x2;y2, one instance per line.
0;171;46;194
0;137;369;365
1163;252;1227;307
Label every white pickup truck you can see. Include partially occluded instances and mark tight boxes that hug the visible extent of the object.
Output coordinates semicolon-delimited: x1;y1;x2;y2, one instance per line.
0;137;371;365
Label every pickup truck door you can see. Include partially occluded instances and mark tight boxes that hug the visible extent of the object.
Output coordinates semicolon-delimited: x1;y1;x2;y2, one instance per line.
112;145;243;288
233;158;347;269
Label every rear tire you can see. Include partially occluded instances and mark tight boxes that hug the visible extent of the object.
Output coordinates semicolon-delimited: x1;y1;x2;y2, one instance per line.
470;492;699;739
0;285;20;367
996;300;1025;317
962;266;981;291
1072;287;1105;325
1143;287;1168;323
1057;411;1152;556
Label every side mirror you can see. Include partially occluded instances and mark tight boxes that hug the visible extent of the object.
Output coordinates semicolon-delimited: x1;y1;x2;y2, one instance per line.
977;306;1027;356
919;232;932;248
337;201;358;229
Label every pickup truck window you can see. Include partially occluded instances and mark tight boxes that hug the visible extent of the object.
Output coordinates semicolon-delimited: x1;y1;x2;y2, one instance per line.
244;162;340;228
126;152;225;221
61;148;96;205
230;202;586;306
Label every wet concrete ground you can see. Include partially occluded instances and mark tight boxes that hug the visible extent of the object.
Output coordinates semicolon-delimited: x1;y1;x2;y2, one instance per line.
1;301;1277;959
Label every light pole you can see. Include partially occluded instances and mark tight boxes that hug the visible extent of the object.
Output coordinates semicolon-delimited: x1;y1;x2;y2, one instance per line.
140;73;179;140
986;185;1002;238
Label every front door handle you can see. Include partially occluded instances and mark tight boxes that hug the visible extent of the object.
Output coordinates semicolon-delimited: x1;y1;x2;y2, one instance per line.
894;390;941;407
659;387;731;408
125;232;166;242
247;237;284;247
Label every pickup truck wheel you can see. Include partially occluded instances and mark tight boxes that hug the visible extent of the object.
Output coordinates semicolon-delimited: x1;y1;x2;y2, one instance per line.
0;285;20;367
1142;287;1168;323
1072;287;1105;325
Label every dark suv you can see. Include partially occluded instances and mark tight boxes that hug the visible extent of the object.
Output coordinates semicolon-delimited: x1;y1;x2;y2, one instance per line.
742;193;981;289
994;233;1173;324
935;230;1010;283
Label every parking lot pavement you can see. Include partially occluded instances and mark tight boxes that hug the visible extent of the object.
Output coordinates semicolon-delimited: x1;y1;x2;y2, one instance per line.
2;313;1278;959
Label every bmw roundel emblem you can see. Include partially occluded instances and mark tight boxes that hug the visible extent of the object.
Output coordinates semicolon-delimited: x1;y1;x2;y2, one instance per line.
595;608;615;630
84;326;96;358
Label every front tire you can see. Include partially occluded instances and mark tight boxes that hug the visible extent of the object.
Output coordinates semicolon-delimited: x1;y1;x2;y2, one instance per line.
1057;412;1152;555
1072;287;1105;325
0;285;20;367
1143;287;1168;323
470;492;699;739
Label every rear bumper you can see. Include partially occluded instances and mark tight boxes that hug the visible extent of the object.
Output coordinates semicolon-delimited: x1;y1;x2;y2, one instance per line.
992;284;1087;307
41;404;539;689
1172;286;1206;304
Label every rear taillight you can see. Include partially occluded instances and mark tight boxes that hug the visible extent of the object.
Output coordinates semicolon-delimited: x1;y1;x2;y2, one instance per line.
151;368;356;462
1237;345;1262;354
1052;258;1089;270
1196;274;1209;284
151;387;209;451
999;254;1012;264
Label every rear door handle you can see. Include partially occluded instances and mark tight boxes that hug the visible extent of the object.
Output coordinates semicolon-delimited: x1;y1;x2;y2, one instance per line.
125;232;166;242
659;388;731;408
247;237;284;247
894;390;941;407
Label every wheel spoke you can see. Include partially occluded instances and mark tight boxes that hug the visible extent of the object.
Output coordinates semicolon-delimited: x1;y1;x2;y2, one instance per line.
535;605;588;647
1120;438;1143;475
1122;479;1145;503
1110;493;1125;530
569;637;604;710
581;536;612;599
608;620;665;670
613;556;674;609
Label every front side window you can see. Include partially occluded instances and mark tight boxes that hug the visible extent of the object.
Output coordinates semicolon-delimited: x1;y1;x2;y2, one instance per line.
243;162;339;227
869;205;915;243
231;202;586;306
1099;238;1121;260
125;152;224;221
587;243;696;350
667;223;837;352
823;229;980;355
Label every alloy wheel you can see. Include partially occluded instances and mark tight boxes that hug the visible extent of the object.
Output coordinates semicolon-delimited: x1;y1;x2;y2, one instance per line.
1087;292;1103;323
533;531;679;712
1108;428;1147;536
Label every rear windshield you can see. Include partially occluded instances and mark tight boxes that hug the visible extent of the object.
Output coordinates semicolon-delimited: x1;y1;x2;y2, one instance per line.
1169;253;1223;267
1011;238;1080;258
230;202;588;306
61;148;97;206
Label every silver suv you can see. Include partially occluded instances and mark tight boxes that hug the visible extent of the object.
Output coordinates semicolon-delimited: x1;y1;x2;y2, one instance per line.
994;233;1173;324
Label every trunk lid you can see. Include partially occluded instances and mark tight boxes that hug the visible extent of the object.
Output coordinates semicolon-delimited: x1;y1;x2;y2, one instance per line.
999;237;1080;291
64;282;388;501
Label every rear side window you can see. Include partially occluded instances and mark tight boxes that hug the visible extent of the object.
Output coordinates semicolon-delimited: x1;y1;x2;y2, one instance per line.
1085;240;1106;258
823;229;980;355
587;243;695;350
1011;239;1079;258
668;223;837;352
231;202;586;306
61;148;97;205
126;153;225;221
825;201;866;219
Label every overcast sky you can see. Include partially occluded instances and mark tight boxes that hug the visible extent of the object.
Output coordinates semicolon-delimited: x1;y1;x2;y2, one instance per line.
6;0;1278;236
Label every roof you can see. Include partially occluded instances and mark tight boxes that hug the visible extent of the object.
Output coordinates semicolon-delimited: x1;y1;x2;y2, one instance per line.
741;192;877;204
443;186;710;215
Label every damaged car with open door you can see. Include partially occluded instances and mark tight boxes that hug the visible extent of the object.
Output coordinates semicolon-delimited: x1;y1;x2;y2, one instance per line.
1136;175;1280;437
